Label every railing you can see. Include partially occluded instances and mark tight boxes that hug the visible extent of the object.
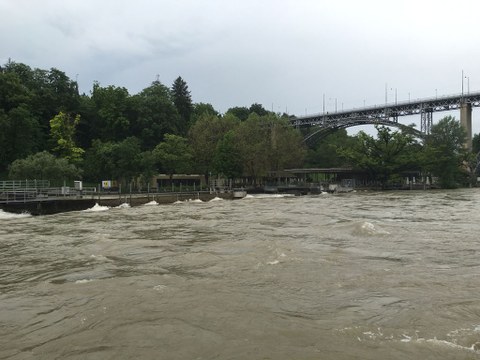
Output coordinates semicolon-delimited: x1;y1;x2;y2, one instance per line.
0;180;50;191
0;186;97;204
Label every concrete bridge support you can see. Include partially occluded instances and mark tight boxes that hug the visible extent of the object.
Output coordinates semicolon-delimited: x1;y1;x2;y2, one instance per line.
460;102;472;150
421;109;432;134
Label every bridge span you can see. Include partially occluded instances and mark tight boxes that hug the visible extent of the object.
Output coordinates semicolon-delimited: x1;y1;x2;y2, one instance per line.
293;91;480;148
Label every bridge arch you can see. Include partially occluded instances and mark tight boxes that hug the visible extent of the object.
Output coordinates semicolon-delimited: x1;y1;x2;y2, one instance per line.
303;118;423;143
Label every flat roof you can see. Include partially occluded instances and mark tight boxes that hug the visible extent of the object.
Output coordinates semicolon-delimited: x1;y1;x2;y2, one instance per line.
284;168;357;174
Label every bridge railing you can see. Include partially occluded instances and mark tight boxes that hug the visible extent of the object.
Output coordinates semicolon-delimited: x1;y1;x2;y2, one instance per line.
297;90;480;120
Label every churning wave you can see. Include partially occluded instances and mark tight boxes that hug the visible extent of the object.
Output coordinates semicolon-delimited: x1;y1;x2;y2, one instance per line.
242;194;295;200
144;200;159;206
354;221;391;236
83;203;110;212
342;325;480;355
0;209;31;219
115;203;131;209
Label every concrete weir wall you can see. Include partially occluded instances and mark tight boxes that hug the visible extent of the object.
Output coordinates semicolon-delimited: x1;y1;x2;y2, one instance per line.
0;192;233;215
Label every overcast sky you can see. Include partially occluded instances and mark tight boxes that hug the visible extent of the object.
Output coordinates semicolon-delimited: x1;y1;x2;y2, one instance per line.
1;0;479;131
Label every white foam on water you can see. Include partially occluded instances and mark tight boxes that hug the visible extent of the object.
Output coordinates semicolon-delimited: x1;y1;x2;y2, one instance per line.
75;279;94;284
356;221;390;236
153;285;167;291
173;200;184;205
90;254;109;262
144;200;159;206
115;202;130;209
361;221;376;232
84;203;110;212
209;197;223;202
190;199;203;203
419;337;478;353
0;209;31;219
243;194;294;200
267;260;280;265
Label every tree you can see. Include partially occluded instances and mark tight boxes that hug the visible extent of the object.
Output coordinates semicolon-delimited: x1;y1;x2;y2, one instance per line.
424;116;467;188
76;94;97;149
49;111;84;165
1;61;79;151
171;76;193;135
137;150;157;189
305;129;356;168
28;67;80;136
83;137;142;185
0;106;41;173
188;113;239;175
472;133;480;155
131;81;180;149
226;106;250;121
0;70;32;112
191;102;219;124
267;115;306;171
213;130;243;179
339;125;420;187
89;82;132;142
249;103;269;116
8;151;80;183
153;134;193;179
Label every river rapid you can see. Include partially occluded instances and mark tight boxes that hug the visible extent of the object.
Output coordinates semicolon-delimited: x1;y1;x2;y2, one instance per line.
1;190;480;359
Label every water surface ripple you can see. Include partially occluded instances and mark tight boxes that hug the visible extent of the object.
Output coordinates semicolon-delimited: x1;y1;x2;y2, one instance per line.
2;190;480;359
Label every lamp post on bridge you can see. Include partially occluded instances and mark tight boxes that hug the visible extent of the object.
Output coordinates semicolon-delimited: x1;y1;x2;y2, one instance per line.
461;71;470;97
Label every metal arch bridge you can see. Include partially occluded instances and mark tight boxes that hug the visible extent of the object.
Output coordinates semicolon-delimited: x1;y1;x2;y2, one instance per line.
292;91;480;143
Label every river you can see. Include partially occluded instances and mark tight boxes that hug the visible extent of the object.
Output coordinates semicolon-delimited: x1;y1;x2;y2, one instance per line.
1;190;480;359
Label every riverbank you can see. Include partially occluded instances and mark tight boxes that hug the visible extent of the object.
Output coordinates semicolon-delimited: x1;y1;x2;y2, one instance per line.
0;192;234;215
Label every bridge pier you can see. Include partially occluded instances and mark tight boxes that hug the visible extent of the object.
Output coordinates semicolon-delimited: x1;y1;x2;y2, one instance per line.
460;101;472;150
421;108;432;134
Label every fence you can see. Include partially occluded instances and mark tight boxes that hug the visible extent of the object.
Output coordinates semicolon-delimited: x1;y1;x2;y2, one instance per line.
0;180;97;204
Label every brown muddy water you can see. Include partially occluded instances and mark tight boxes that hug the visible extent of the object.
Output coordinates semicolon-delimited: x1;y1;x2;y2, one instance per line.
1;190;480;359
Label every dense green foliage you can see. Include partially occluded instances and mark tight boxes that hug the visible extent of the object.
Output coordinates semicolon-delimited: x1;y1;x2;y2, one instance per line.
305;129;355;168
0;60;308;187
337;119;472;189
0;60;477;189
423;116;469;188
8;151;80;183
338;125;421;187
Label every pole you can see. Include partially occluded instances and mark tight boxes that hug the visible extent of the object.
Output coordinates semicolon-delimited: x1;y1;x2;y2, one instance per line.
385;83;388;105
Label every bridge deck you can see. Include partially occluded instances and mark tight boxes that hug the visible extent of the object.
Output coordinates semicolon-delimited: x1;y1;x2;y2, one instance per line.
293;91;480;127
